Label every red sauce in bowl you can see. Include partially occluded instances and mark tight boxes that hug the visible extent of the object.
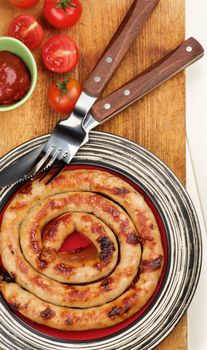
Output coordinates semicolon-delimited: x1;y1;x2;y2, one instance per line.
0;51;31;106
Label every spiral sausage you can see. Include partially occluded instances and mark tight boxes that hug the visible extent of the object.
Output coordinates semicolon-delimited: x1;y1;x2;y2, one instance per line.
0;169;164;330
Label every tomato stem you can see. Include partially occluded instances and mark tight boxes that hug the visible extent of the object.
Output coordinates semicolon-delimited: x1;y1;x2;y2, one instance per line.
56;78;72;102
56;0;77;12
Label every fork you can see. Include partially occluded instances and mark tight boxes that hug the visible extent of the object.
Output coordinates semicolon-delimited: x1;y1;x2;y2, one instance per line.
40;37;204;184
26;93;97;179
26;0;160;181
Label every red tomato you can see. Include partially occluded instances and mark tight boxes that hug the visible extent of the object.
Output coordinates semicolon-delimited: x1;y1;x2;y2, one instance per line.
9;0;39;8
48;78;82;114
43;0;82;29
41;35;79;73
8;15;44;51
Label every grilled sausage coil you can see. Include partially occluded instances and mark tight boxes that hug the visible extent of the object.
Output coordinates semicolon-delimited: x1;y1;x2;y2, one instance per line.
0;170;164;330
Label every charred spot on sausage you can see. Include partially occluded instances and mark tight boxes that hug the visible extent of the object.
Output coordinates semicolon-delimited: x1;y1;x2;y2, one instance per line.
38;259;48;269
113;187;129;195
97;236;115;261
140;256;163;273
0;268;16;283
64;317;73;325
40;307;56;320
9;302;20;311
108;303;130;319
100;277;113;291
126;232;140;245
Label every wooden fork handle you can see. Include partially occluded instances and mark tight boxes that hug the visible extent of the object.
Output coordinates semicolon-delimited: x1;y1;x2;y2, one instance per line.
83;0;160;97
90;37;204;122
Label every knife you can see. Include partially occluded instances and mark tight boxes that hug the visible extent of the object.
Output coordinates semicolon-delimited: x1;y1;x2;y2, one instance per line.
0;37;204;188
24;0;160;180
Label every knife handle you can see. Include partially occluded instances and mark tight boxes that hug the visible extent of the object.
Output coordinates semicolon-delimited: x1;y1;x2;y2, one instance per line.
90;37;204;122
83;0;160;97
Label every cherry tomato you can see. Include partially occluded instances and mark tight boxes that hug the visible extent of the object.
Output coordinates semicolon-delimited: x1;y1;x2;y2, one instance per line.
48;78;82;114
41;35;79;73
43;0;82;29
8;15;44;51
9;0;39;8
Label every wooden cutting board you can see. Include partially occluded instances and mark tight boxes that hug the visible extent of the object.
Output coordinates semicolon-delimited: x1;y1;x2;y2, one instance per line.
0;0;186;349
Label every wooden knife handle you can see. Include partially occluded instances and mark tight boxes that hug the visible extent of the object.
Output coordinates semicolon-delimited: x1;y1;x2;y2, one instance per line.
83;0;160;97
91;37;204;122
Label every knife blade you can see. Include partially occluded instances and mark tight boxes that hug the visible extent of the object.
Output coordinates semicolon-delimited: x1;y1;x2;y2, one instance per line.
0;146;43;188
0;113;98;188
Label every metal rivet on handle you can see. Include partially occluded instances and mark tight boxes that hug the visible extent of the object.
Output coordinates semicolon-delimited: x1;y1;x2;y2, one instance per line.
104;103;111;110
124;89;131;96
106;56;113;63
186;46;193;52
94;76;101;83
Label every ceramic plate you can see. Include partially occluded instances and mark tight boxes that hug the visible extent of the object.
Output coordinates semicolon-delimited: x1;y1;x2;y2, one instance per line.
0;131;202;350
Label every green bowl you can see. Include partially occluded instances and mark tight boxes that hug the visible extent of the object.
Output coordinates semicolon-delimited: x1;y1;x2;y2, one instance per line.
0;36;37;112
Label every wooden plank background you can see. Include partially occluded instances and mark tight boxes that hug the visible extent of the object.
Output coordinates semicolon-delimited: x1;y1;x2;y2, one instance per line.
0;0;186;349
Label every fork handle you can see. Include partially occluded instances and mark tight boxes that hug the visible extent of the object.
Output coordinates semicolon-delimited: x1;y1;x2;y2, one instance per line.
90;37;204;122
83;0;160;97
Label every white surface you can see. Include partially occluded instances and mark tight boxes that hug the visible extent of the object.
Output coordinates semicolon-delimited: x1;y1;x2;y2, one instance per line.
187;143;207;350
186;0;207;349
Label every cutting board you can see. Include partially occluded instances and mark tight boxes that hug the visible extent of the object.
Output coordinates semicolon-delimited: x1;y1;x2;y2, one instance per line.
0;0;186;349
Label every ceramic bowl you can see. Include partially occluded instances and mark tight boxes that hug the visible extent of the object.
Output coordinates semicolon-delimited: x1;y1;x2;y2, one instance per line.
0;36;37;112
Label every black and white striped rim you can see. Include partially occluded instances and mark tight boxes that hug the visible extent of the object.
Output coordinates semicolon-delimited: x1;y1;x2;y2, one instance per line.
0;131;202;350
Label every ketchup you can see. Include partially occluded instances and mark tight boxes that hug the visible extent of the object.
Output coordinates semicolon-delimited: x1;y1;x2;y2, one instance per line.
0;51;31;106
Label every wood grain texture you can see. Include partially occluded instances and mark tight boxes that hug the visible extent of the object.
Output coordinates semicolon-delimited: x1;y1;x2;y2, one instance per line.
0;0;186;349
